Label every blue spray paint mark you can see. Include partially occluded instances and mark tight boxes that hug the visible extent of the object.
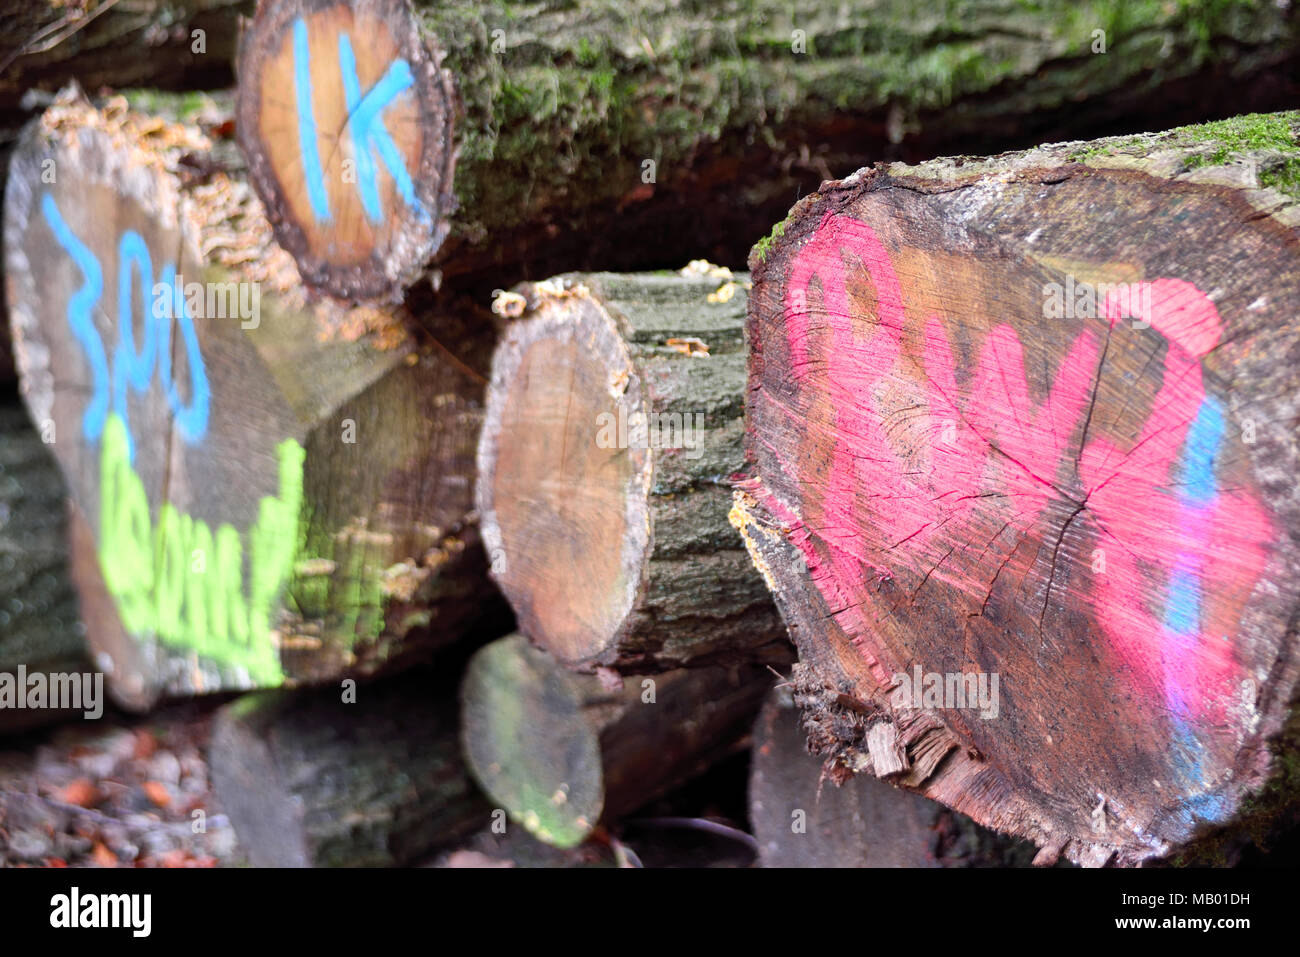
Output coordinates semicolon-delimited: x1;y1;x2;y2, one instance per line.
1181;398;1225;506
41;194;109;442
1161;394;1230;818
294;17;332;223
288;20;423;225
40;195;210;455
338;33;423;224
1170;726;1231;825
155;265;210;443
113;231;156;461
1163;567;1201;636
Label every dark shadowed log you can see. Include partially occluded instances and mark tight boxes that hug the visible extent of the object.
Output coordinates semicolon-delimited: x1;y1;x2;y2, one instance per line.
0;1;250;124
476;270;789;673
3;89;500;710
210;669;486;866
750;683;1036;867
460;632;771;848
0;143;13;388
734;112;1300;867
0;400;92;734
234;0;1300;301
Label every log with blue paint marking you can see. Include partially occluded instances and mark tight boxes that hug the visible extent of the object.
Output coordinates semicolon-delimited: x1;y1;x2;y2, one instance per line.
232;0;1300;303
735;113;1300;866
2;88;504;709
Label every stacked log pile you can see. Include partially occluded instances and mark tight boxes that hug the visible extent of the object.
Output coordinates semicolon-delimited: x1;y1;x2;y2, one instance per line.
2;0;1300;868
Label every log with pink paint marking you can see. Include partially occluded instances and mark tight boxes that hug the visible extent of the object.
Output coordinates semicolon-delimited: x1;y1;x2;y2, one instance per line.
733;112;1300;867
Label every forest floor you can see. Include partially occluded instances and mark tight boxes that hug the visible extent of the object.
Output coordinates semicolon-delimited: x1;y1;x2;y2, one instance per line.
4;699;1295;868
0;701;243;867
0;700;757;868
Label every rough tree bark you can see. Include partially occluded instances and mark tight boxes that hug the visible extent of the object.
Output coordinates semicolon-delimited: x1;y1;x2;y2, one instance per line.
476;269;789;673
210;668;486;866
750;683;1037;867
3;88;501;710
234;0;1300;300
0;400;91;734
733;112;1300;867
460;632;771;848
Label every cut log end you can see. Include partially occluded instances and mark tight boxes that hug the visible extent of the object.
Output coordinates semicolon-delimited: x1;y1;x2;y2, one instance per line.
460;633;772;849
477;273;791;673
459;633;605;848
478;286;649;668
235;0;456;301
738;119;1300;865
4;89;492;705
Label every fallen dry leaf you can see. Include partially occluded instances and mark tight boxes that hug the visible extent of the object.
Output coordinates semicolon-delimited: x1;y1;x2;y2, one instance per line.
141;781;171;808
56;779;101;808
133;730;158;760
91;842;117;868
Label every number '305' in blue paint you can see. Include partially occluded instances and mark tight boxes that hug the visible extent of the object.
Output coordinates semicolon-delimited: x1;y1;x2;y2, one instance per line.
42;193;210;460
292;16;427;226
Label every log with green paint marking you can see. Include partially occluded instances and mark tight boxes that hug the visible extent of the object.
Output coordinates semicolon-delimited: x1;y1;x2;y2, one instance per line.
734;112;1300;866
234;0;1300;301
460;633;771;848
210;668;486;866
3;88;501;710
475;269;789;674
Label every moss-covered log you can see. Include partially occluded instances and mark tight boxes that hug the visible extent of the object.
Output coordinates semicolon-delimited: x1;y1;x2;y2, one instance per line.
235;0;1300;300
460;632;771;848
0;400;91;734
734;111;1300;866
210;669;486;866
476;269;789;673
3;88;502;709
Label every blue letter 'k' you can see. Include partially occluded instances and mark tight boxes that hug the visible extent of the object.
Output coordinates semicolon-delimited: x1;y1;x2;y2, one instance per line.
290;16;426;226
338;33;425;224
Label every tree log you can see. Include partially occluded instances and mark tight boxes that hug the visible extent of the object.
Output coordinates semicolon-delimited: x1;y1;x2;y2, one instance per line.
0;399;92;734
234;0;1300;301
0;1;250;126
210;668;486;866
734;112;1300;867
460;632;771;848
3;88;501;710
476;269;789;673
750;683;1036;867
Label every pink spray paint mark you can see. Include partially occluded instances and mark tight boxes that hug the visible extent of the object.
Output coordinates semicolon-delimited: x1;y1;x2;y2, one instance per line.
776;216;1272;723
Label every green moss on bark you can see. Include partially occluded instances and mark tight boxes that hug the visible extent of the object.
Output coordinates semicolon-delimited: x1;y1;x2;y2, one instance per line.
409;0;1298;250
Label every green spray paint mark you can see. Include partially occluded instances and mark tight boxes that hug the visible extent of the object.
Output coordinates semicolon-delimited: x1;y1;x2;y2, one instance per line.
97;413;304;684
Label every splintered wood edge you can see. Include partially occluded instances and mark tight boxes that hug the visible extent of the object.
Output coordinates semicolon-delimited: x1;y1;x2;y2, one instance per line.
235;0;458;302
732;489;1059;855
749;684;961;868
476;281;653;669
